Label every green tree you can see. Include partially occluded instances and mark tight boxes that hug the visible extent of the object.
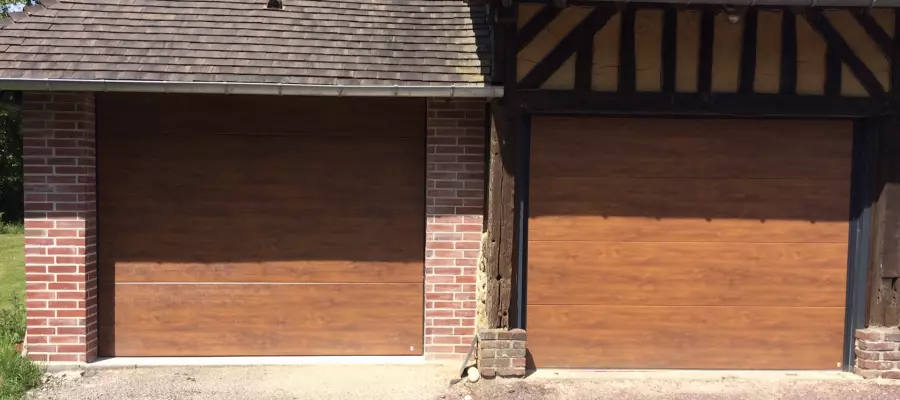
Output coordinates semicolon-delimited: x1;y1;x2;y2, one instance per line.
1;0;36;18
0;92;22;223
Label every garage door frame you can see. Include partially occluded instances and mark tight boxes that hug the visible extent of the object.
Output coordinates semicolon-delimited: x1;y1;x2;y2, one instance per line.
510;106;877;372
96;93;428;357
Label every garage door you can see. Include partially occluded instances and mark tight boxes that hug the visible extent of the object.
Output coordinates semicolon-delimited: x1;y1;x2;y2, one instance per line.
97;94;424;357
527;117;852;369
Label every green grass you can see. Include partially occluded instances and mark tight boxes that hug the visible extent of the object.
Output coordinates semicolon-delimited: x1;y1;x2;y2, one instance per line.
0;235;24;310
0;233;42;399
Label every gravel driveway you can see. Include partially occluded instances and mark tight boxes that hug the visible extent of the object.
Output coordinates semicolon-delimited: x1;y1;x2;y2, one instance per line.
26;366;900;400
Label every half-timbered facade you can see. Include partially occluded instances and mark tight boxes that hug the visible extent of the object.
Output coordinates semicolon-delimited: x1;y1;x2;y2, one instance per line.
476;0;900;378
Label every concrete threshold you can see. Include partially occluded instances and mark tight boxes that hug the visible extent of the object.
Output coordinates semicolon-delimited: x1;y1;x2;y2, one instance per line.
86;356;430;370
527;369;861;381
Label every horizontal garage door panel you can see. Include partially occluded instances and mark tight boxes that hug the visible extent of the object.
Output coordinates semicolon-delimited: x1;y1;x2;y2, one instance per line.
529;216;849;243
100;215;421;283
528;117;851;370
106;260;420;284
99;93;425;137
527;305;845;369
528;242;848;306
100;136;424;207
102;283;423;357
530;177;849;221
531;117;852;180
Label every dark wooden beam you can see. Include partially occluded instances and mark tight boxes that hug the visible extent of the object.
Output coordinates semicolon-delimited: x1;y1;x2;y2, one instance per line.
806;9;887;100
575;25;594;96
853;9;892;59
780;9;798;95
518;90;887;117
490;2;507;85
618;6;637;93
892;9;900;106
517;5;561;52
825;42;843;96
739;8;759;94
661;7;677;94
519;8;615;89
504;2;519;93
698;9;716;93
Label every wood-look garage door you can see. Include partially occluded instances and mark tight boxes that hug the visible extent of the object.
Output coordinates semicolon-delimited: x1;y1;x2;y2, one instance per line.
527;117;852;369
97;94;424;357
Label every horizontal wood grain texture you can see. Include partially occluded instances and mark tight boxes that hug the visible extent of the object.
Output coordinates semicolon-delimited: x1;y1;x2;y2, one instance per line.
530;176;849;221
528;241;848;306
528;216;849;243
97;93;425;356
100;284;424;356
527;305;845;369
528;117;850;369
530;117;852;180
107;261;421;284
99;134;424;283
98;93;426;137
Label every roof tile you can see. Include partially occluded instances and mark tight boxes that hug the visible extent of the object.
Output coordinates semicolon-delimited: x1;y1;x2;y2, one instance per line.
0;0;490;86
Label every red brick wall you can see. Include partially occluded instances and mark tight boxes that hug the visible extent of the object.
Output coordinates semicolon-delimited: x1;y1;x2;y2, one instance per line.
424;98;485;360
21;92;98;363
19;93;482;363
855;327;900;379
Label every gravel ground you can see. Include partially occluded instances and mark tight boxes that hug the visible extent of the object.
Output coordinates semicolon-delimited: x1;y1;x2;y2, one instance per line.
26;366;900;400
445;375;900;400
26;365;457;400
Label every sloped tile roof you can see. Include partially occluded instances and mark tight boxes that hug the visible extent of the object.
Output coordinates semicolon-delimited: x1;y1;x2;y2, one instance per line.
0;0;491;86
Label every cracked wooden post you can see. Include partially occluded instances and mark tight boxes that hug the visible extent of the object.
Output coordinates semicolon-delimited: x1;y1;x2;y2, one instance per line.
476;100;515;330
869;117;900;328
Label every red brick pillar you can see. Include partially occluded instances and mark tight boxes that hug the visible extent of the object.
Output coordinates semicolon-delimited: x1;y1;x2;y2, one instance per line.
424;98;485;360
21;92;97;363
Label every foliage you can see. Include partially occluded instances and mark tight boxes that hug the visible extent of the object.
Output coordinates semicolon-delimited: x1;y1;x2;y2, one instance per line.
0;296;40;400
0;92;23;223
0;235;40;399
0;0;36;18
0;297;24;346
0;343;41;400
0;224;22;236
0;215;22;236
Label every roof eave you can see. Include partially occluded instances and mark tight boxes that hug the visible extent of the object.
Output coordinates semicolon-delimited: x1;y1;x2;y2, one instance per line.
0;78;504;98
